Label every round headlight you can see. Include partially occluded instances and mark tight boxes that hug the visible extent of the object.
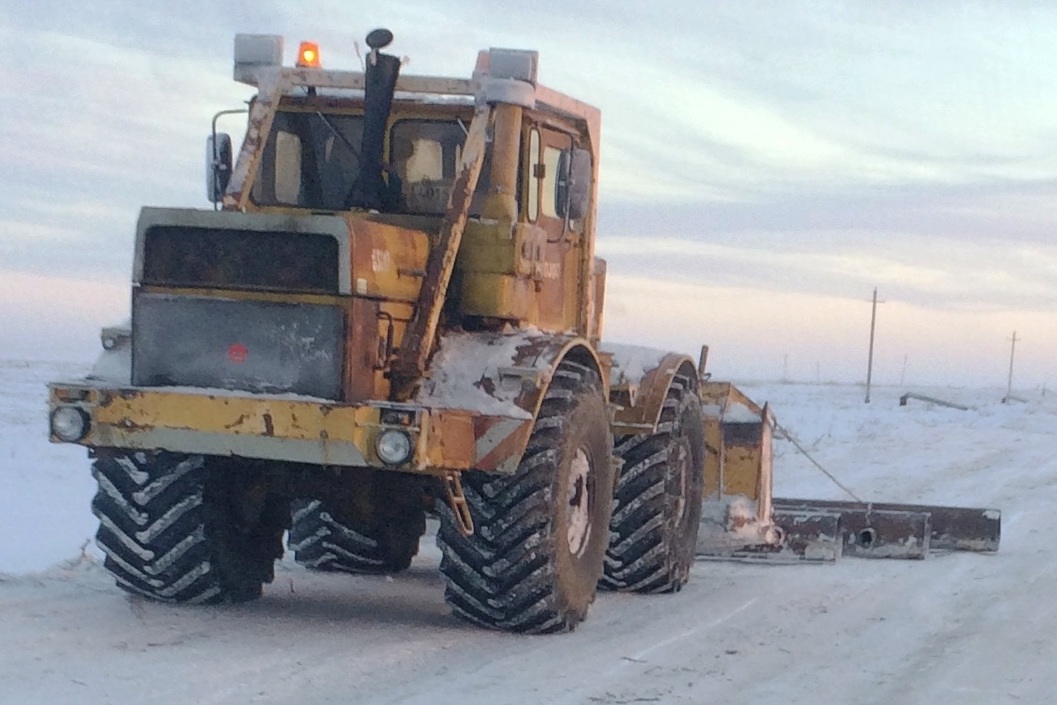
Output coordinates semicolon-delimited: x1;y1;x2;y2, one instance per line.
51;406;89;442
376;429;412;465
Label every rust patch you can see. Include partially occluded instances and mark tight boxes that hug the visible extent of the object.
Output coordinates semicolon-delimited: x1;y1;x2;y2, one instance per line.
475;375;496;396
224;414;249;430
426;412;475;470
514;337;550;365
120;418;154;432
263;413;275;437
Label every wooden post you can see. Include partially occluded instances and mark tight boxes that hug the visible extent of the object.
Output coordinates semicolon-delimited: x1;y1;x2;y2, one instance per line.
865;288;879;403
1003;331;1018;404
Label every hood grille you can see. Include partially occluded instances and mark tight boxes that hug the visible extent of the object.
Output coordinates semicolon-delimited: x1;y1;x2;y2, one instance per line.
141;226;340;294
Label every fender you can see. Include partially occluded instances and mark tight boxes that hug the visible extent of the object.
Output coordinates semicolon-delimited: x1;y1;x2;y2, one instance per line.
602;342;698;435
415;330;605;474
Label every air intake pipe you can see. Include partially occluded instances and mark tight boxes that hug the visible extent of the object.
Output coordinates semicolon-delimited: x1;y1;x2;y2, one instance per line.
357;29;400;211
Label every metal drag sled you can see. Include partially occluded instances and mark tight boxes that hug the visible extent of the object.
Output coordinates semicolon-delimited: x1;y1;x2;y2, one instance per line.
694;381;1001;563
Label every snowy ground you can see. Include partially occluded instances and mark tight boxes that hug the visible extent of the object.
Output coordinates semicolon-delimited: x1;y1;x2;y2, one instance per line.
1;358;1053;704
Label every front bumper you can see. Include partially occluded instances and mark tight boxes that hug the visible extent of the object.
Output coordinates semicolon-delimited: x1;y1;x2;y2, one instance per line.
48;382;530;474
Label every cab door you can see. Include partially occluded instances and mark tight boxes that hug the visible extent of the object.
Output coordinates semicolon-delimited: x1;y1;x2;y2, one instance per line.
525;126;583;331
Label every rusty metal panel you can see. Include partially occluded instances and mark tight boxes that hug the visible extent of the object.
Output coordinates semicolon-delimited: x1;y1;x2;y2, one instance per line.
702;413;724;498
697;381;770;504
702;505;932;561
840;509;931;559
50;384;506;473
389;105;491;401
699;381;764;418
604;345;697;434
922;505;1002;552
422;410;475;470
775;506;931;560
533;83;601;160
131;292;345;399
774;498;1000;554
414;330;603;474
345;216;431;303
456;220;529;275
756;405;774;524
472;416;535;474
722;444;764;500
771;510;843;562
697;499;841;563
588;257;606;345
345;296;381;402
225;71;284;209
238;65;476;95
478;103;522;225
77;388;378;466
91;388;376;443
457;272;535;320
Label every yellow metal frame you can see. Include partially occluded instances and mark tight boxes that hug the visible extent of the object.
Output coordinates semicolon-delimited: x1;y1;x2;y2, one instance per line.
698;381;774;525
609;352;697;435
50;385;484;475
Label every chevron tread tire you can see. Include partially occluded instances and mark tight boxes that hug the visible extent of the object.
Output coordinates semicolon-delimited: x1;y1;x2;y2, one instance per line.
91;450;285;603
288;499;425;574
435;359;614;633
600;374;705;593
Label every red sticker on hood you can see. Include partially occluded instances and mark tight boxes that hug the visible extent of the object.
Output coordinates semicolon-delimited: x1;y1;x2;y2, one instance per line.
227;343;249;363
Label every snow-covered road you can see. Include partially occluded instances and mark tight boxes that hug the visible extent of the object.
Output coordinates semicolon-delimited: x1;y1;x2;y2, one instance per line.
1;359;1051;704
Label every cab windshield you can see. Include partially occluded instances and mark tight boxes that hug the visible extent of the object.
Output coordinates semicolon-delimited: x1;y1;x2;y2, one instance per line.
253;111;492;215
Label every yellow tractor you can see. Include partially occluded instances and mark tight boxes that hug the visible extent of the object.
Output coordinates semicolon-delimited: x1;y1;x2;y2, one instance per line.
47;31;998;633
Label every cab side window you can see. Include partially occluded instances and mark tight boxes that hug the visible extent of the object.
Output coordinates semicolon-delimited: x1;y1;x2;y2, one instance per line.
527;128;540;222
526;127;575;225
540;145;564;219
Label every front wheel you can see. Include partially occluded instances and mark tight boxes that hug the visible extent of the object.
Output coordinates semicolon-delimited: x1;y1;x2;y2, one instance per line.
436;359;615;633
91;450;287;603
288;499;425;574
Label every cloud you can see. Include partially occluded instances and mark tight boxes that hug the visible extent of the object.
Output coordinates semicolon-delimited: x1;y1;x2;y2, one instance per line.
601;272;1057;387
1;1;1055;385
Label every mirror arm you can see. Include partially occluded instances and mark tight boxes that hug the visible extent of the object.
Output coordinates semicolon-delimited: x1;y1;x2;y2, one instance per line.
208;109;248;209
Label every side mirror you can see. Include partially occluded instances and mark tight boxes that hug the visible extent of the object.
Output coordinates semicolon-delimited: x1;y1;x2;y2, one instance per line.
206;133;233;203
556;148;592;221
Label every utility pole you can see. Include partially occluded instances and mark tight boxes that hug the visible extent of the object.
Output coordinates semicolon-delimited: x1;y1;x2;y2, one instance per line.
1003;331;1018;404
864;287;884;403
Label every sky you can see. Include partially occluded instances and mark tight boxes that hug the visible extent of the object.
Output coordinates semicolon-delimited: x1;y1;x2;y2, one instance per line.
2;1;1056;387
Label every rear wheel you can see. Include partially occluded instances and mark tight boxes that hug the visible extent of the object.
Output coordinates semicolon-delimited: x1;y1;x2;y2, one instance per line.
288;499;425;574
91;450;287;603
600;374;705;593
436;359;614;633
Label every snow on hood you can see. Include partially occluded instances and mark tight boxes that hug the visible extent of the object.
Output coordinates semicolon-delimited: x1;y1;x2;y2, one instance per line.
415;330;552;419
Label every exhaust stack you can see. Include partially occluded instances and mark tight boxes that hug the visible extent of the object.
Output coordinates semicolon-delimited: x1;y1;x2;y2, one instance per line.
357;29;401;211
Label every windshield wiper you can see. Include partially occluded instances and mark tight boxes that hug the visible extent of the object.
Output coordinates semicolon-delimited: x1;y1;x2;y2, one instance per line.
314;112;361;161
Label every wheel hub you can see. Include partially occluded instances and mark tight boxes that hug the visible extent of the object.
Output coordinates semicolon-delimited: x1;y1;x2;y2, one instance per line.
566;448;592;557
671;439;691;524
